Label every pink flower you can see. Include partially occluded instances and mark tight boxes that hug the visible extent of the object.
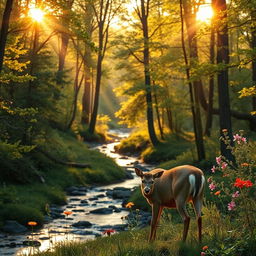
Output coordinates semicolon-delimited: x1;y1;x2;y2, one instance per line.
211;165;216;173
209;182;216;191
232;191;240;198
221;162;228;170
216;156;222;165
233;134;242;142
207;177;212;183
228;200;236;211
201;252;206;256
241;137;247;143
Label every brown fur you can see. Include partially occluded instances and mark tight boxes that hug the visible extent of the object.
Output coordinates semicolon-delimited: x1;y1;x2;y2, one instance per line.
135;165;205;242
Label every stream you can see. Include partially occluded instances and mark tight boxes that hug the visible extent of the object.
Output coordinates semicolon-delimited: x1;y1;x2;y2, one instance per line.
0;129;152;256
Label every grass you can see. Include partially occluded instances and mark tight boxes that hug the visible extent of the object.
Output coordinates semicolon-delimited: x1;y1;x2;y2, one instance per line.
31;202;256;256
115;129;195;164
26;190;255;256
0;129;125;228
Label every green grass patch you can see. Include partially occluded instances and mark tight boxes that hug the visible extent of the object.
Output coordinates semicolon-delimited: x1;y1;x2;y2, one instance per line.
114;130;150;154
141;134;192;163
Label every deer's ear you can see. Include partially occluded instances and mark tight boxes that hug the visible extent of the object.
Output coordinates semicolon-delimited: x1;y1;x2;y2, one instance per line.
153;171;164;179
135;167;144;178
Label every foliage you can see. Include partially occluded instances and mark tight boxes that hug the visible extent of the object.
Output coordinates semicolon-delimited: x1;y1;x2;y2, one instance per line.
206;131;256;235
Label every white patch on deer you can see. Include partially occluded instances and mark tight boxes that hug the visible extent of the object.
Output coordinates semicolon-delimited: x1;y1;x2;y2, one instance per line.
198;175;205;196
188;174;196;197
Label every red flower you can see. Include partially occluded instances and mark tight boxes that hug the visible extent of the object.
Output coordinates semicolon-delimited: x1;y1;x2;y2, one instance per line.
103;229;115;236
234;178;253;188
244;180;253;187
202;245;209;251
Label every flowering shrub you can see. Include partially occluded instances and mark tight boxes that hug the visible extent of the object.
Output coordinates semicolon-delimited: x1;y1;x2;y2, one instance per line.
205;130;256;255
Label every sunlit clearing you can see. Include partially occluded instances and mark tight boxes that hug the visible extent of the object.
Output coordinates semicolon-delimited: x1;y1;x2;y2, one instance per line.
29;8;45;22
196;5;213;22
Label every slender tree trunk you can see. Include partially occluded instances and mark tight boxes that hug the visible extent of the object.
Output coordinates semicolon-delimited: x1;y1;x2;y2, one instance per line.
141;0;159;146
251;10;256;113
27;22;39;105
205;23;215;136
67;48;84;129
81;3;93;125
0;0;14;72
215;0;234;161
164;85;173;132
56;0;74;84
181;0;205;161
88;24;103;134
153;81;164;140
81;63;92;125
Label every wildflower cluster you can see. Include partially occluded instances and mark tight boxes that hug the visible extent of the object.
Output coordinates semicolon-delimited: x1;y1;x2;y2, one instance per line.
207;130;255;238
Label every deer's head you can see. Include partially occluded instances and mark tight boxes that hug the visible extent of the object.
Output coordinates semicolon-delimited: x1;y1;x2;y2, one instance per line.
135;168;164;196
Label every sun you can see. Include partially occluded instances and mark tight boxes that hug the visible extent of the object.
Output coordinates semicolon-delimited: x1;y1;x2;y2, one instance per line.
196;5;213;22
29;7;45;22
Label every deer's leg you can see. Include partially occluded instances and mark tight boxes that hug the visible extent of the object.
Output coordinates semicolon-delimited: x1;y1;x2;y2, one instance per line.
149;204;161;242
193;198;203;243
176;200;190;242
152;206;163;240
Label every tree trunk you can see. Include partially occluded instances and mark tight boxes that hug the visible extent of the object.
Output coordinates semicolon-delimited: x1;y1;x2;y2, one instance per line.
88;24;103;134
181;0;205;161
81;63;92;125
67;48;84;129
56;0;74;84
0;0;14;71
205;23;215;136
153;81;164;140
251;9;256;113
215;0;234;161
81;3;93;125
141;0;160;146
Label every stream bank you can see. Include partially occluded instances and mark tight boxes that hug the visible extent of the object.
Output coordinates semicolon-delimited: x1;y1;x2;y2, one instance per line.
0;129;153;256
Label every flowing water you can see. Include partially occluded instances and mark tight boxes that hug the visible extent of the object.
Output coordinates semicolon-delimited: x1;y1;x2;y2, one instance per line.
0;129;151;256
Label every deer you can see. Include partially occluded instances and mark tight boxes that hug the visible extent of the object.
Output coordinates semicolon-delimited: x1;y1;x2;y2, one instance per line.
135;165;205;242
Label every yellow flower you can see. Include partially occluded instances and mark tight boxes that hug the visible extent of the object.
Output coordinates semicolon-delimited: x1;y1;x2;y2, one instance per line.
125;202;134;208
241;163;249;167
214;191;221;196
63;210;73;216
28;221;37;226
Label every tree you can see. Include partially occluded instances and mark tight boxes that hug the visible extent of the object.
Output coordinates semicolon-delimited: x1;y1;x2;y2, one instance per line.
88;0;123;135
80;1;94;125
180;0;205;161
214;0;234;161
56;0;75;84
133;0;160;146
0;0;14;71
